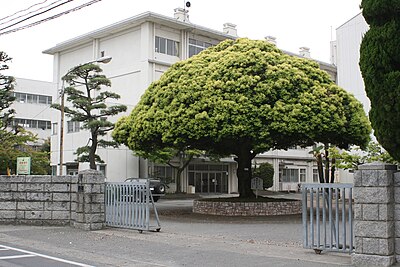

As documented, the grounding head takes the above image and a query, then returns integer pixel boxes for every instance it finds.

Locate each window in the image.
[152,165,173,179]
[15,92,26,103]
[67,164,79,175]
[52,123,58,135]
[189,38,213,57]
[281,168,307,183]
[300,169,306,182]
[13,92,52,104]
[38,95,47,104]
[67,121,80,133]
[13,118,51,129]
[155,36,179,56]
[313,169,319,182]
[51,166,57,175]
[98,165,106,176]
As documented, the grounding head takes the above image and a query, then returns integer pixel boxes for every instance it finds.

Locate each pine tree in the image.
[52,64,127,169]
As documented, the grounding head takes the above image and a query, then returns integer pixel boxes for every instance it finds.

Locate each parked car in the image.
[124,178,166,202]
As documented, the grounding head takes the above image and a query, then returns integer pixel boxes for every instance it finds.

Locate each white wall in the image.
[336,13,370,113]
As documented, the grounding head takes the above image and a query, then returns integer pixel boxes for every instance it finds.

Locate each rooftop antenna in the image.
[184,1,191,22]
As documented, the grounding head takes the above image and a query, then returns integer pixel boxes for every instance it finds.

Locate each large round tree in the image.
[360,0,400,161]
[113,38,370,198]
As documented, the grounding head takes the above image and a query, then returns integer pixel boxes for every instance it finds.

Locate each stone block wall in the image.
[0,170,105,230]
[193,199,302,216]
[352,163,398,266]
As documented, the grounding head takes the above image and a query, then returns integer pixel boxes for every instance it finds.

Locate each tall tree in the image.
[360,0,400,161]
[0,51,15,128]
[113,38,370,198]
[52,64,127,169]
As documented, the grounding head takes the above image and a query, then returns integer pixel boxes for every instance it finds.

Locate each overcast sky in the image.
[0,0,362,82]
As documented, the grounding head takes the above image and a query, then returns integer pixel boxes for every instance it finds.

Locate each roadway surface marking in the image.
[0,244,94,267]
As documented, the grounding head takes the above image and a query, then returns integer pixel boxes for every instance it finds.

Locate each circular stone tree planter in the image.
[193,198,302,216]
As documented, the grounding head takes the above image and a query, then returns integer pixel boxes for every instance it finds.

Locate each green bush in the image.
[253,162,274,189]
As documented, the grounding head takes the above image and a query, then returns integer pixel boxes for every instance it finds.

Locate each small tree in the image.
[360,0,400,161]
[252,162,274,189]
[52,64,127,169]
[113,38,371,198]
[333,141,397,170]
[0,126,50,175]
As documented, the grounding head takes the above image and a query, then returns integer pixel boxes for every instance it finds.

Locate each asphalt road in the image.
[0,198,353,267]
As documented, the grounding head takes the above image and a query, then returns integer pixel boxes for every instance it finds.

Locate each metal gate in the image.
[302,183,353,254]
[105,180,161,232]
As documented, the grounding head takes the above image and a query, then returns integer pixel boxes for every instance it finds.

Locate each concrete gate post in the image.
[73,169,105,230]
[352,163,397,266]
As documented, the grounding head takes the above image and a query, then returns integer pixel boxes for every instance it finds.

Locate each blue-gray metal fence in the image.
[105,180,161,232]
[302,183,353,254]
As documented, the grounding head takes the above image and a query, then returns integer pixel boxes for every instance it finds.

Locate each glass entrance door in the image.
[192,172,229,194]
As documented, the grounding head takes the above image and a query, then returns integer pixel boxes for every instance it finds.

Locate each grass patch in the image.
[198,197,297,203]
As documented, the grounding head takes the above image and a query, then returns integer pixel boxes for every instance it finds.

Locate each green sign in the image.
[17,157,31,175]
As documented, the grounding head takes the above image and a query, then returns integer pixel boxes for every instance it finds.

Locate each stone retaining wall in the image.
[193,199,302,216]
[0,170,105,230]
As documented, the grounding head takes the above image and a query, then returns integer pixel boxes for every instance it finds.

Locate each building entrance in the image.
[188,164,229,194]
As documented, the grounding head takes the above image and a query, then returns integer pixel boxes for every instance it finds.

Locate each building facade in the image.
[333,12,369,114]
[44,8,338,193]
[11,77,57,143]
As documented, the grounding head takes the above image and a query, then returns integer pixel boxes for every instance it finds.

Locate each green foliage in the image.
[114,38,371,197]
[331,142,398,170]
[360,0,400,161]
[0,51,49,175]
[0,51,15,128]
[252,162,274,189]
[0,126,50,175]
[52,64,127,169]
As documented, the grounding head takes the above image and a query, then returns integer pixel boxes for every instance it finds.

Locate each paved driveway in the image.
[0,197,352,267]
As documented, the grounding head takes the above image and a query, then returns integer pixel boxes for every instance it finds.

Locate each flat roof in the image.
[43,10,335,69]
[43,11,233,54]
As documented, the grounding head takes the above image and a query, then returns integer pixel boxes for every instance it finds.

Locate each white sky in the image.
[0,0,362,82]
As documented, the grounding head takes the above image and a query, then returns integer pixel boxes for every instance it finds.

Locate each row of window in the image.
[13,92,52,105]
[280,168,320,183]
[52,119,110,135]
[155,36,213,58]
[13,118,51,130]
[52,121,81,135]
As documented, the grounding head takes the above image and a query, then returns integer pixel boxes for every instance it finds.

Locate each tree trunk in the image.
[324,145,330,183]
[89,130,97,170]
[235,149,256,198]
[316,153,324,183]
[330,158,336,183]
[175,168,183,193]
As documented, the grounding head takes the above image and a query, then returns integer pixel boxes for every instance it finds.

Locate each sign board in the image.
[251,177,263,190]
[17,157,31,175]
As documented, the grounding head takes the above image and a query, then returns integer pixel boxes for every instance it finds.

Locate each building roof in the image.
[336,12,363,30]
[43,11,233,55]
[43,10,335,71]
